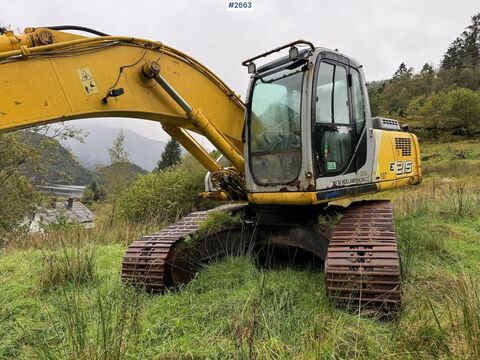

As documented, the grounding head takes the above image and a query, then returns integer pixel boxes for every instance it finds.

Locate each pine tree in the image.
[442,38,465,70]
[462,13,480,67]
[420,63,434,76]
[154,138,182,172]
[392,63,413,80]
[108,130,129,164]
[441,13,480,70]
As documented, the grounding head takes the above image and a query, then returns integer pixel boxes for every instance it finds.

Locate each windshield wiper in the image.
[260,71,301,84]
[257,58,308,83]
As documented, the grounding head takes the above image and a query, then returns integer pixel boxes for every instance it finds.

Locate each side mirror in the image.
[289,46,299,60]
[247,62,256,74]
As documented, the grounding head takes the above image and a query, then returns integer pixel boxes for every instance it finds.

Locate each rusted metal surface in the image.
[325,200,401,313]
[121,203,246,292]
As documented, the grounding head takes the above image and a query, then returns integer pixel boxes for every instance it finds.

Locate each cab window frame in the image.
[312,57,355,178]
[247,63,306,186]
[350,67,366,136]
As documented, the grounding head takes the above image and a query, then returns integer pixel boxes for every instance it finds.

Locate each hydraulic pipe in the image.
[162,125,222,173]
[143,61,245,173]
[153,73,192,113]
[185,108,244,172]
[0,30,33,53]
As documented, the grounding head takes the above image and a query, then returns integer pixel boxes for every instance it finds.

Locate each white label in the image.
[77,68,98,95]
[327,161,337,171]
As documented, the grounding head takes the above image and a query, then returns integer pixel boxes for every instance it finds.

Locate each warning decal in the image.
[76,68,98,95]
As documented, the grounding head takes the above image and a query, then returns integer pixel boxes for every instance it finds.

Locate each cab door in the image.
[349,67,368,181]
[312,57,367,189]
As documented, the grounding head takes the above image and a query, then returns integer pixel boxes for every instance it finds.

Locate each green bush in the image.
[116,156,209,223]
[197,211,242,236]
[0,174,39,236]
[0,133,40,236]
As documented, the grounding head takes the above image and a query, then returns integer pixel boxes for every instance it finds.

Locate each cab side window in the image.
[315,63,350,125]
[316,62,334,123]
[351,69,365,134]
[333,66,350,124]
[314,61,352,174]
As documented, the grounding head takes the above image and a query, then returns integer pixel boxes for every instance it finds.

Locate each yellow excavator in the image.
[0,26,422,313]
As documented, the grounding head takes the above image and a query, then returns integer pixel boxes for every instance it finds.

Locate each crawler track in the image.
[121,203,246,292]
[325,200,401,313]
[123,199,402,314]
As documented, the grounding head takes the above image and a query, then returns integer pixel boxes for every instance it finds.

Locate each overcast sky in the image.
[1,0,478,143]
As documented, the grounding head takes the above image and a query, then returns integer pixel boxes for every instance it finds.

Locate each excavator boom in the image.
[0,27,245,175]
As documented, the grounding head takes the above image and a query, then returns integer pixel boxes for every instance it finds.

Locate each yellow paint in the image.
[0,29,245,169]
[248,186,377,205]
[412,134,423,183]
[375,130,395,182]
[199,191,230,200]
[378,177,415,191]
[0,28,85,53]
[374,130,422,190]
[248,192,320,205]
[186,108,245,172]
[162,125,221,173]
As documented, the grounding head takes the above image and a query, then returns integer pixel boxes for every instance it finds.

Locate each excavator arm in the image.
[0,27,245,181]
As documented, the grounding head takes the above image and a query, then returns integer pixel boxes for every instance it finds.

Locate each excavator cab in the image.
[243,41,421,206]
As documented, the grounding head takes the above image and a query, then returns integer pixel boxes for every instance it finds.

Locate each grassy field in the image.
[1,141,479,359]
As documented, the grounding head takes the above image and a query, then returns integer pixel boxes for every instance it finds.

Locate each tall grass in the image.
[448,182,478,218]
[396,218,417,280]
[447,273,480,359]
[2,142,480,359]
[16,282,143,360]
[423,160,480,177]
[391,272,480,359]
[2,211,161,252]
[39,230,97,290]
[390,177,479,220]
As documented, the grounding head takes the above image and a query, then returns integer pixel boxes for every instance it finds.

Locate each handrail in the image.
[241,39,314,67]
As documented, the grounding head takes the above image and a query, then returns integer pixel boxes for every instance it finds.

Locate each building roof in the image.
[37,198,94,225]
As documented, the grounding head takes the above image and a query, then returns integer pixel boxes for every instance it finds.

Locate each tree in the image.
[0,125,86,235]
[97,162,147,220]
[444,88,480,136]
[392,63,413,80]
[420,63,435,76]
[154,138,182,172]
[442,38,465,70]
[441,13,480,70]
[0,133,40,235]
[459,13,480,68]
[416,92,449,140]
[108,130,129,164]
[409,88,480,138]
[82,179,106,202]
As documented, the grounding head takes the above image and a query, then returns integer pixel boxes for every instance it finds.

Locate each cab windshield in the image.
[249,67,303,185]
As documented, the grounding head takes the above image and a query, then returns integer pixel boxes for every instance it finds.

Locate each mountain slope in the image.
[21,132,93,185]
[61,126,166,171]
